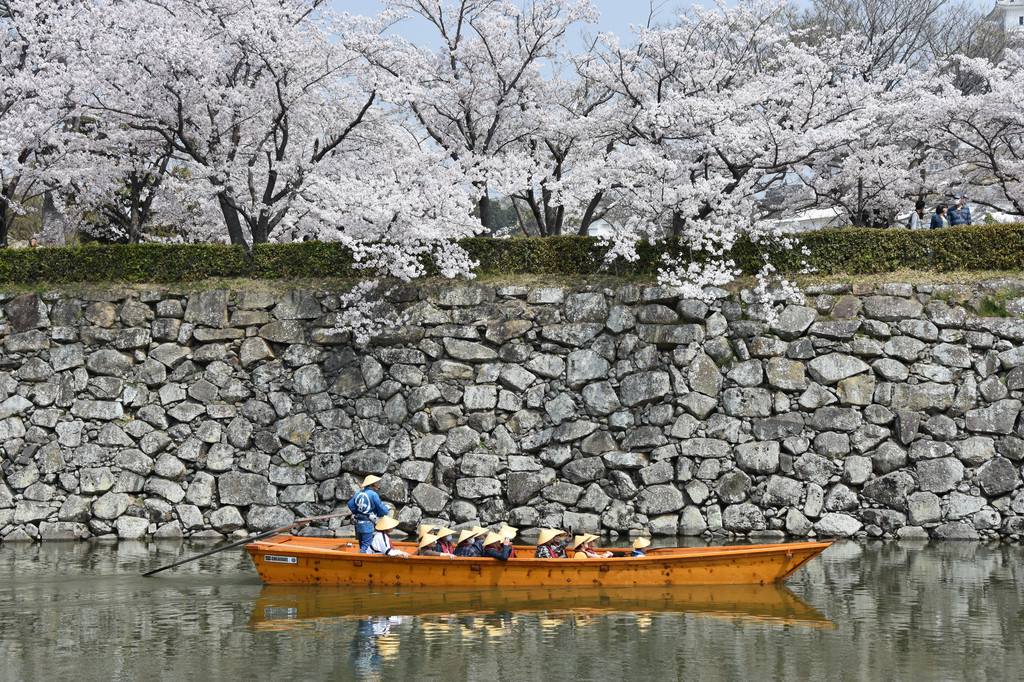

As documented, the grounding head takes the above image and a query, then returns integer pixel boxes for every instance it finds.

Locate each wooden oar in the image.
[142,509,351,577]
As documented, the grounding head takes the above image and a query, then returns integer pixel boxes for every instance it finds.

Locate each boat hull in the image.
[245,536,832,587]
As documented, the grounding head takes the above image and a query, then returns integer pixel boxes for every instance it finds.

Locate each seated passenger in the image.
[454,529,484,557]
[499,525,518,558]
[416,532,447,557]
[533,528,567,558]
[433,527,457,555]
[573,534,612,559]
[369,516,409,557]
[482,532,513,561]
[631,537,651,557]
[471,525,489,554]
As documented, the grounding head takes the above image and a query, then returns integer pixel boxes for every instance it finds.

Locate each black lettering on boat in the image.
[264,555,298,564]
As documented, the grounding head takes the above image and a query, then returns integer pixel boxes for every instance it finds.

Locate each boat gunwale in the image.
[245,538,833,565]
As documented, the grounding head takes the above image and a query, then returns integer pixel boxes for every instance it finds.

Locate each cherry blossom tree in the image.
[579,0,879,295]
[357,0,597,234]
[0,0,86,246]
[81,0,416,250]
[930,48,1024,217]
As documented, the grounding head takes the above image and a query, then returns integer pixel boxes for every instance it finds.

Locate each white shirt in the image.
[370,531,404,556]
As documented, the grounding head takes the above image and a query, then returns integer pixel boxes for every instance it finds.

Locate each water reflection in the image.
[3,540,1024,681]
[248,584,831,631]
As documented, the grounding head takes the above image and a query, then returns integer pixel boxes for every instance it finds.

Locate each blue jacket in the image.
[454,543,481,558]
[948,204,971,226]
[484,544,512,561]
[348,487,389,520]
[929,214,947,230]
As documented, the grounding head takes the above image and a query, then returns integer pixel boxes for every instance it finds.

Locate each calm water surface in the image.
[1,540,1023,681]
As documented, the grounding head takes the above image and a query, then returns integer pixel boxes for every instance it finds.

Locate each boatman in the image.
[348,474,390,553]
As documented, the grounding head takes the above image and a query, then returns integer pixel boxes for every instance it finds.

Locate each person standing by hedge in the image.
[948,195,972,226]
[907,200,926,229]
[930,205,949,230]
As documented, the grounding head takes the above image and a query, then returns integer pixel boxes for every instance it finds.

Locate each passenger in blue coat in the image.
[948,195,972,226]
[453,528,483,557]
[930,205,948,230]
[482,532,513,561]
[631,536,651,557]
[348,475,390,553]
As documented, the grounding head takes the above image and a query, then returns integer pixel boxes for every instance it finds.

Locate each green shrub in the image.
[0,223,1021,285]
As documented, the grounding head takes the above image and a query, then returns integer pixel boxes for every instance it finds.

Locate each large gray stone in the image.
[562,457,607,484]
[916,458,964,494]
[619,371,671,407]
[582,381,620,416]
[688,353,722,397]
[735,441,779,475]
[637,485,684,515]
[814,513,863,537]
[890,383,957,413]
[771,305,817,340]
[506,469,555,505]
[807,354,870,385]
[722,388,772,418]
[115,516,150,539]
[455,477,501,500]
[564,293,608,323]
[722,503,766,532]
[218,472,276,506]
[863,295,923,321]
[765,357,807,391]
[862,471,916,511]
[907,491,941,524]
[412,483,450,514]
[184,290,229,327]
[965,400,1022,435]
[977,457,1020,496]
[762,476,804,507]
[246,506,295,532]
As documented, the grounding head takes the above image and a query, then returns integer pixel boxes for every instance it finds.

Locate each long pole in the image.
[141,510,351,577]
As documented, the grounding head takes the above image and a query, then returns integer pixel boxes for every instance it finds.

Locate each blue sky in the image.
[330,1,700,43]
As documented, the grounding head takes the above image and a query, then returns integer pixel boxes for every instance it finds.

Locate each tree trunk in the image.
[672,211,685,236]
[0,198,9,249]
[40,190,67,246]
[217,193,250,249]
[577,190,605,236]
[477,190,493,236]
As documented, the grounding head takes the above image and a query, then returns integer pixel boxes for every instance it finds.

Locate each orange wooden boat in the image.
[248,583,832,629]
[245,536,832,587]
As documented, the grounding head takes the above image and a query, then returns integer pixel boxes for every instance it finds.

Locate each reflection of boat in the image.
[247,584,832,629]
[244,536,832,587]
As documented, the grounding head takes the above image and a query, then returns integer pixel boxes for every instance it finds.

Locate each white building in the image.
[989,0,1024,31]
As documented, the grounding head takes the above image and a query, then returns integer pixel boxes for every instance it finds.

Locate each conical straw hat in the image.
[499,525,518,539]
[572,535,589,549]
[418,524,435,539]
[457,528,479,544]
[434,526,456,540]
[537,528,565,545]
[361,474,382,487]
[483,532,503,546]
[419,533,438,548]
[375,516,399,531]
[633,536,651,550]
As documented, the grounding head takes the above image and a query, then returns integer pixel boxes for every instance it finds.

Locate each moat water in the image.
[2,540,1022,681]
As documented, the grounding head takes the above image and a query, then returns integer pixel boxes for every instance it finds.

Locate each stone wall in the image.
[2,280,1024,543]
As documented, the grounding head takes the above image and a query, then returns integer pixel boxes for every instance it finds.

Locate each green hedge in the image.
[1,224,1022,285]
